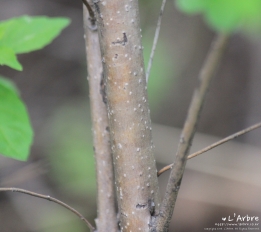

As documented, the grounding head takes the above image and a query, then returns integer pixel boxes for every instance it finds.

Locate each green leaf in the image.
[0,76,19,94]
[0,15,70,53]
[0,46,22,70]
[0,77,33,161]
[176,0,261,33]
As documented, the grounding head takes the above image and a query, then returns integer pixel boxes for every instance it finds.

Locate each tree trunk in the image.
[93,0,161,231]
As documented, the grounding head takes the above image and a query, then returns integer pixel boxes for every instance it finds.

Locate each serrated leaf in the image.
[176,0,261,33]
[0,15,70,53]
[0,46,22,70]
[0,77,33,161]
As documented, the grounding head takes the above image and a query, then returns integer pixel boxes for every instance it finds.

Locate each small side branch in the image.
[146,0,167,82]
[157,122,261,176]
[0,187,95,231]
[82,0,96,29]
[188,122,261,159]
[153,33,229,232]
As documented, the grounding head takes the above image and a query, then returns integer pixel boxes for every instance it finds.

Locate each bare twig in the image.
[153,33,229,232]
[0,187,95,231]
[188,122,261,159]
[146,0,167,82]
[82,0,96,28]
[157,163,173,177]
[157,122,261,176]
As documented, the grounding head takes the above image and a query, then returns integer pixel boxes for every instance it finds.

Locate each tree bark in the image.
[83,6,117,232]
[93,0,161,231]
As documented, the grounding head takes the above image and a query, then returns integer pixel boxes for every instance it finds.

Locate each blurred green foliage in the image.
[143,31,174,112]
[46,101,96,198]
[41,209,86,232]
[176,0,261,33]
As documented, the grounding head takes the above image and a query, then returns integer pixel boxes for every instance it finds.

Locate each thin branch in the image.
[82,0,96,29]
[157,122,261,177]
[157,163,173,177]
[0,187,95,231]
[153,33,229,232]
[146,0,167,82]
[188,122,261,159]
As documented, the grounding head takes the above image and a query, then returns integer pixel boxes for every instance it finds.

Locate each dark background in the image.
[0,0,261,231]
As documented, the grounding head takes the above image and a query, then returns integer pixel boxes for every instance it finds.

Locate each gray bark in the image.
[92,0,161,231]
[83,6,118,232]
